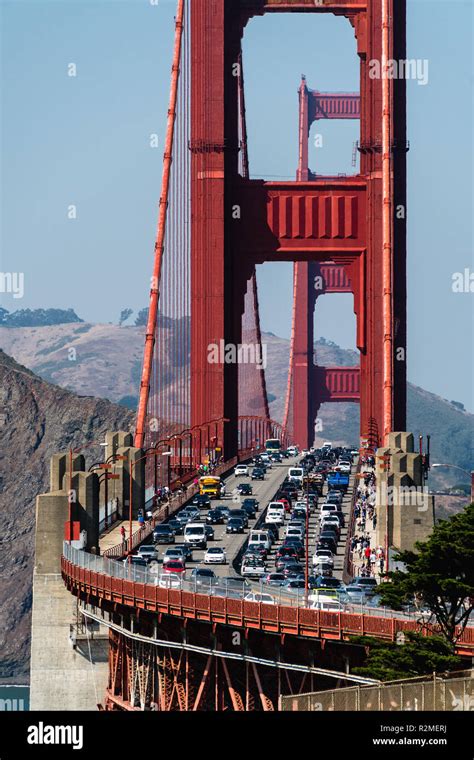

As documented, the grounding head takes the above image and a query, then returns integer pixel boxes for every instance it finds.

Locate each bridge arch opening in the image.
[241,12,360,180]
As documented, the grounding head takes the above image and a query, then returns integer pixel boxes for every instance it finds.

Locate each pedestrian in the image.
[373,513,377,529]
[120,525,126,542]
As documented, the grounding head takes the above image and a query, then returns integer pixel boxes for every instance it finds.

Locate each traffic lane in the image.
[156,458,296,576]
[188,460,295,576]
[257,465,356,581]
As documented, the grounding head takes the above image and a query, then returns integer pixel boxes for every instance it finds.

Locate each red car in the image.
[164,561,186,574]
[276,498,291,513]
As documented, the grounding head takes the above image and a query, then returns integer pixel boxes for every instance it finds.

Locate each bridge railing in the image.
[63,543,473,630]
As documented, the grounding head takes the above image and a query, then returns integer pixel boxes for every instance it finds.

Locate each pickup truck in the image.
[327,472,350,493]
[241,558,266,578]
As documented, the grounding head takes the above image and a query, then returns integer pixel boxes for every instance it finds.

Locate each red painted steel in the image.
[62,557,474,655]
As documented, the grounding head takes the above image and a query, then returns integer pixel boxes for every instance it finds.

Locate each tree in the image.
[351,633,461,682]
[118,308,133,326]
[378,503,474,647]
[135,308,149,326]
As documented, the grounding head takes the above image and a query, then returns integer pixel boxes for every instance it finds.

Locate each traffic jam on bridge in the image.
[119,439,420,619]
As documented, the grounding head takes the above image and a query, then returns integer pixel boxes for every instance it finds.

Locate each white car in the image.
[163,548,186,565]
[234,465,249,477]
[286,526,305,540]
[337,463,351,473]
[204,547,226,564]
[244,592,276,605]
[313,550,334,567]
[157,573,183,589]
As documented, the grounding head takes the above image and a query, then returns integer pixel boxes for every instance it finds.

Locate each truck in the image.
[327,472,350,493]
[199,476,225,499]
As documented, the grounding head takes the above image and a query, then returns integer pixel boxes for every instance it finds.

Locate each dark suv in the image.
[153,524,175,544]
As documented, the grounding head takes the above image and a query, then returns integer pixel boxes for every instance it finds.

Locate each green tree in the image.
[351,633,461,681]
[378,503,474,647]
[118,308,133,326]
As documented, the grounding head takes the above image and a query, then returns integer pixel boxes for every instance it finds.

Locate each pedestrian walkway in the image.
[99,520,141,554]
[348,465,386,581]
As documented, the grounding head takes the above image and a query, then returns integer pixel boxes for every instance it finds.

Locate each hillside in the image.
[0,350,135,681]
[0,320,472,484]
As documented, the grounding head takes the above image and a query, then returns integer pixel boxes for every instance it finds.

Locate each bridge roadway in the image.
[142,455,355,588]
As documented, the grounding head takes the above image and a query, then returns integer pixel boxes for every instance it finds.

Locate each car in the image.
[282,562,304,578]
[264,573,286,587]
[206,508,225,525]
[284,579,306,590]
[137,545,160,561]
[314,576,345,591]
[320,518,341,537]
[275,554,298,571]
[352,577,378,589]
[167,518,184,535]
[313,549,334,567]
[241,502,257,519]
[244,592,275,605]
[238,482,253,495]
[261,522,279,541]
[318,534,338,554]
[275,497,291,512]
[204,547,227,564]
[163,560,186,574]
[270,453,282,463]
[189,568,216,587]
[123,556,149,568]
[216,505,231,521]
[286,526,305,540]
[226,517,245,534]
[228,509,249,527]
[235,465,249,477]
[182,506,200,520]
[345,585,369,604]
[282,545,304,561]
[153,525,176,544]
[204,524,215,541]
[276,546,297,560]
[192,494,211,509]
[337,463,351,473]
[176,512,192,527]
[241,560,266,578]
[251,467,265,480]
[326,491,344,505]
[163,547,186,565]
[242,497,259,512]
[157,573,183,589]
[244,544,268,559]
[309,595,345,613]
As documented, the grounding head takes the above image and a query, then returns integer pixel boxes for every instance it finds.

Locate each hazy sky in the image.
[1,0,473,410]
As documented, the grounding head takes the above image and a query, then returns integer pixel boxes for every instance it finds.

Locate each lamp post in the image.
[127,445,172,560]
[89,453,127,530]
[431,464,474,503]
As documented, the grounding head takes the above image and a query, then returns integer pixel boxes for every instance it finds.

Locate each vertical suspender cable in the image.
[282,264,298,439]
[136,0,185,449]
[382,0,394,442]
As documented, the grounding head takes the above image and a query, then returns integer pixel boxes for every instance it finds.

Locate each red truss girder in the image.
[309,91,360,121]
[236,179,367,256]
[314,366,360,402]
[316,263,351,293]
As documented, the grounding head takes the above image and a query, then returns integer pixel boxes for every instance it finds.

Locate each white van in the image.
[308,594,344,612]
[288,467,304,486]
[249,530,272,550]
[184,523,207,549]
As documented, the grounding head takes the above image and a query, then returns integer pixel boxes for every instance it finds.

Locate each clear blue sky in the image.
[1,0,473,411]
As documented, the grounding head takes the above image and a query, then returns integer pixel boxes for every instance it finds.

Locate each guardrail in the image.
[62,544,473,641]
